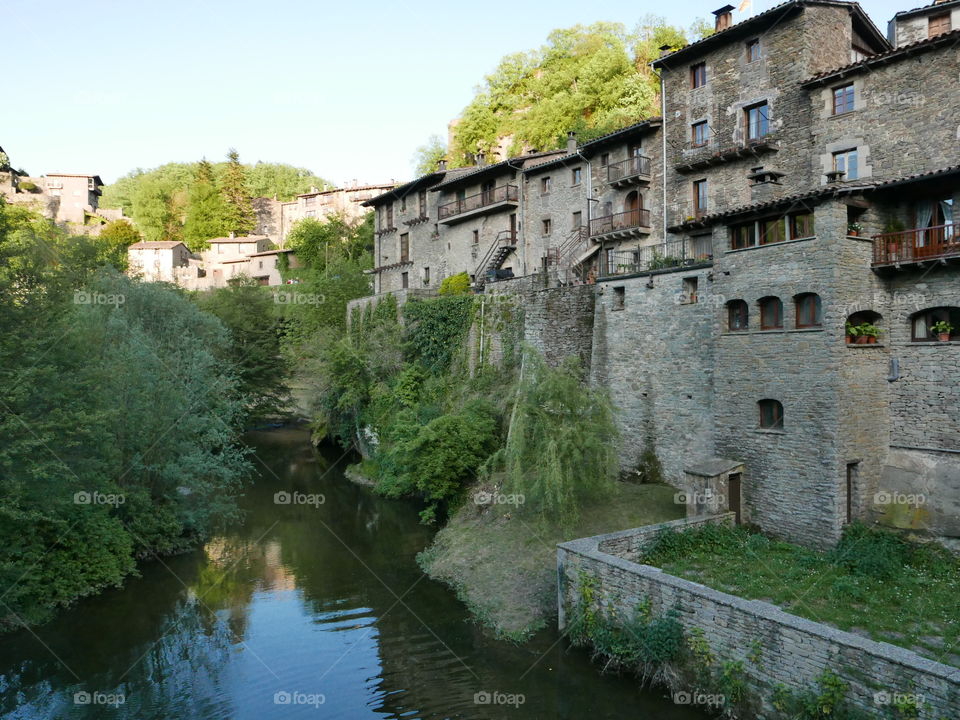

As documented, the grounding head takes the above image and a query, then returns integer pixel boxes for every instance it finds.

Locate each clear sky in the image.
[4,0,908,186]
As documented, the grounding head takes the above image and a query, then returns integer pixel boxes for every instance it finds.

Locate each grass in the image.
[417,480,683,641]
[640,523,960,668]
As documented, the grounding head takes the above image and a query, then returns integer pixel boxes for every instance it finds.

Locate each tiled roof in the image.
[247,248,295,257]
[578,118,663,154]
[431,150,566,191]
[129,241,187,249]
[652,0,888,69]
[894,0,960,19]
[298,183,393,198]
[207,235,269,243]
[802,27,960,86]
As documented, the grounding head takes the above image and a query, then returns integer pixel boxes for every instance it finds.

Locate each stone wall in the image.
[557,521,960,719]
[521,156,590,276]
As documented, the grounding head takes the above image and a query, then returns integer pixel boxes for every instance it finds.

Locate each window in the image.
[541,177,552,194]
[472,229,479,244]
[692,121,709,147]
[613,286,625,311]
[746,39,760,62]
[542,218,552,235]
[795,293,823,328]
[401,272,409,289]
[571,167,582,185]
[693,179,708,217]
[386,204,394,228]
[745,102,770,140]
[480,180,495,204]
[833,84,855,115]
[833,149,858,180]
[399,233,409,262]
[423,266,430,285]
[419,190,427,217]
[731,222,756,249]
[790,212,815,239]
[600,153,610,167]
[759,297,783,330]
[691,62,707,88]
[758,400,784,429]
[682,277,698,304]
[759,217,786,245]
[87,177,96,191]
[728,300,749,331]
[306,210,316,217]
[400,195,407,212]
[911,307,960,341]
[572,211,583,228]
[929,12,951,37]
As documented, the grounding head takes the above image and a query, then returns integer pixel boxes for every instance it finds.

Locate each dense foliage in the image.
[0,199,252,630]
[446,18,706,164]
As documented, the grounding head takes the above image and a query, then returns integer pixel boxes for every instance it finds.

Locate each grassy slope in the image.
[418,482,683,641]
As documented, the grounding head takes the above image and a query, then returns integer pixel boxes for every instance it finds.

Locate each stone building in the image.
[274,182,395,244]
[355,0,960,549]
[127,241,192,283]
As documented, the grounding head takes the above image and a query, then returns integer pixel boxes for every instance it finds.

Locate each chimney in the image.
[713,5,735,32]
[566,131,578,154]
[229,231,235,239]
[747,166,785,203]
[476,151,486,168]
[659,44,673,58]
[437,158,448,171]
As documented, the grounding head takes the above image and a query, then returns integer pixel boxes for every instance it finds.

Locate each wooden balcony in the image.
[438,185,518,224]
[589,208,652,240]
[606,155,651,187]
[872,224,960,270]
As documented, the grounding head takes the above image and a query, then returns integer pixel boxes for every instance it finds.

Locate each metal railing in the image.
[872,224,959,266]
[589,208,652,237]
[438,185,518,220]
[607,155,651,183]
[474,230,518,285]
[599,237,713,277]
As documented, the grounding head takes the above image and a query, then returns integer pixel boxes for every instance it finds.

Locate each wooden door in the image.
[728,473,742,525]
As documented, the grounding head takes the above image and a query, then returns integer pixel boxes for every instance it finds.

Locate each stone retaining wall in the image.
[557,519,960,719]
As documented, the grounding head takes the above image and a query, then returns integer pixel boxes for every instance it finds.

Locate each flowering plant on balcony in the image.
[847,222,863,236]
[931,320,954,341]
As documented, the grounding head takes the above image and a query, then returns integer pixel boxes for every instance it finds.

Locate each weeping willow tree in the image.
[502,353,619,526]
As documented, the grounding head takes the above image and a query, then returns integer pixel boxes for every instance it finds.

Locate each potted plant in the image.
[845,321,857,344]
[931,320,953,342]
[847,222,863,237]
[858,323,882,344]
[883,218,906,260]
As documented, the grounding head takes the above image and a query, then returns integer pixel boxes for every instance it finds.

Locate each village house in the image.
[127,241,192,283]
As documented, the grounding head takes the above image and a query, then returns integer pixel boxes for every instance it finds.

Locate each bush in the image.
[17,181,37,192]
[439,271,471,296]
[403,295,475,373]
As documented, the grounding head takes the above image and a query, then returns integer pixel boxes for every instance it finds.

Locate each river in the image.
[0,428,707,719]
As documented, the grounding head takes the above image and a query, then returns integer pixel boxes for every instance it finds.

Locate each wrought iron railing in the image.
[607,155,651,183]
[589,208,652,237]
[599,237,713,277]
[872,224,959,266]
[438,185,518,220]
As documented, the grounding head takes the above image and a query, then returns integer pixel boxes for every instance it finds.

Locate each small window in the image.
[759,217,786,245]
[399,233,409,262]
[423,266,430,285]
[683,277,698,304]
[746,39,760,62]
[386,205,394,227]
[572,211,583,228]
[419,190,427,217]
[600,153,610,167]
[758,399,784,429]
[472,229,479,244]
[911,307,960,342]
[692,121,709,147]
[731,222,756,249]
[745,102,770,140]
[691,62,707,88]
[693,179,708,217]
[790,212,815,239]
[401,272,409,289]
[541,177,552,194]
[759,296,783,330]
[571,167,582,185]
[929,12,951,37]
[728,300,749,331]
[613,286,625,311]
[833,149,859,180]
[795,293,823,328]
[542,218,552,235]
[833,83,855,115]
[400,195,407,212]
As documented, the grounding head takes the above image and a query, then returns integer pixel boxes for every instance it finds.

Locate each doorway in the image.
[727,473,742,525]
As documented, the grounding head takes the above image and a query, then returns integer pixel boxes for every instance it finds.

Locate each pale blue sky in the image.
[4,0,907,186]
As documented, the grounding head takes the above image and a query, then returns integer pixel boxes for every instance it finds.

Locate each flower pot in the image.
[867,336,877,344]
[845,335,852,344]
[849,230,859,237]
[855,336,869,345]
[939,332,951,342]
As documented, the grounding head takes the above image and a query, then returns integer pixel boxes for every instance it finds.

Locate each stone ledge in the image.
[724,235,817,255]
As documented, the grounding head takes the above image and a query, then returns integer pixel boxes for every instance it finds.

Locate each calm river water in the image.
[0,428,707,719]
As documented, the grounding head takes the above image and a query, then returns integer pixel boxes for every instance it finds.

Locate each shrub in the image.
[403,295,475,373]
[439,271,471,296]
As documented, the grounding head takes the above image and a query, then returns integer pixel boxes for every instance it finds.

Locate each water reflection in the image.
[0,428,706,720]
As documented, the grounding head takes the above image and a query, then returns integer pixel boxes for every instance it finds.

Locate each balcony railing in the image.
[599,237,713,277]
[607,155,651,184]
[589,208,652,237]
[872,224,960,267]
[438,185,518,221]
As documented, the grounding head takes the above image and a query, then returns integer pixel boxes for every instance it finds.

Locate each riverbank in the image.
[417,479,683,641]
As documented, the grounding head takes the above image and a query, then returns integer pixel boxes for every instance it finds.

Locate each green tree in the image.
[412,135,448,176]
[220,149,255,236]
[97,218,141,270]
[286,213,373,271]
[183,159,228,250]
[245,162,331,199]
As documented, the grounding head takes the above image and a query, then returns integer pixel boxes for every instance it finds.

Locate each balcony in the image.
[589,208,652,240]
[606,155,651,187]
[438,185,518,224]
[872,224,960,270]
[675,135,779,173]
[599,237,713,278]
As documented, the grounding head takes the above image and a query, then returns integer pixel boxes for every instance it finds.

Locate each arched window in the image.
[727,300,749,331]
[911,307,960,342]
[758,296,783,330]
[758,399,784,429]
[795,293,823,328]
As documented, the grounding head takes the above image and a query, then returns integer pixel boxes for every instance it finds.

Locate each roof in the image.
[894,0,960,19]
[46,173,103,182]
[652,1,889,69]
[247,248,295,257]
[431,150,568,191]
[361,172,444,207]
[802,27,960,86]
[128,241,187,250]
[578,118,663,155]
[207,235,269,243]
[219,257,252,264]
[298,183,394,198]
